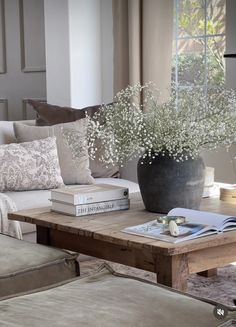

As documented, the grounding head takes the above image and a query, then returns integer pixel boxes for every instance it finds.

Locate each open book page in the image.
[168,208,235,231]
[122,208,236,243]
[122,219,217,243]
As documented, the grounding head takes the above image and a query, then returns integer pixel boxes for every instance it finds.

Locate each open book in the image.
[122,208,236,243]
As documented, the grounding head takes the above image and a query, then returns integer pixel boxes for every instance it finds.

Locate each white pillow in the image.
[13,120,94,185]
[0,137,64,192]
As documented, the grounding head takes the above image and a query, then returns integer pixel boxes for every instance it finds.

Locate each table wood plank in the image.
[8,193,236,291]
[8,195,236,256]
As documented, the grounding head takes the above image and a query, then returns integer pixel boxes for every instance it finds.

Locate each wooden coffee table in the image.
[9,193,236,291]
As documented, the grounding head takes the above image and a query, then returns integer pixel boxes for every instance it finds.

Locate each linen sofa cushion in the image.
[0,264,235,327]
[0,120,35,145]
[0,121,15,145]
[28,99,100,126]
[28,100,119,178]
[0,137,64,192]
[6,189,51,235]
[0,233,79,298]
[14,120,94,185]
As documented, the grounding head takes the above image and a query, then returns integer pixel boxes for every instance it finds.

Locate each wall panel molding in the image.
[22,98,46,120]
[0,0,6,74]
[19,0,46,73]
[0,98,8,120]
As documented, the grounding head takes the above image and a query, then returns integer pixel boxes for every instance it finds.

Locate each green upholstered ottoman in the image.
[0,264,235,327]
[0,233,79,297]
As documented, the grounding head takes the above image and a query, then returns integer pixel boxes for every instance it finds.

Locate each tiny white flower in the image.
[64,83,236,166]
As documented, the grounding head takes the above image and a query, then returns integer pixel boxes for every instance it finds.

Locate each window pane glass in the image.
[177,38,205,86]
[173,0,226,90]
[178,0,205,37]
[172,40,177,83]
[207,36,225,86]
[206,0,225,35]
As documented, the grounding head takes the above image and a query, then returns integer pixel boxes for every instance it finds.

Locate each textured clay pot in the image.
[137,154,205,214]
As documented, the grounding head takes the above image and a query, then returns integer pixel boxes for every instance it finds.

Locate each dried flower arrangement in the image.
[85,83,236,166]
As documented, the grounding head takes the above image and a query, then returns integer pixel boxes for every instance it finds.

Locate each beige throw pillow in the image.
[14,120,94,185]
[27,100,119,178]
[0,137,64,192]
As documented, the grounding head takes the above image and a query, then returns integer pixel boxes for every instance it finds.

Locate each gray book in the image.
[51,198,130,216]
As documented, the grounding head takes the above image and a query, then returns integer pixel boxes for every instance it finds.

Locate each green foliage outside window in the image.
[173,0,225,87]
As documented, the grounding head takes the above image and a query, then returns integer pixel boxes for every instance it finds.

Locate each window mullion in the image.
[175,0,179,88]
[204,0,208,96]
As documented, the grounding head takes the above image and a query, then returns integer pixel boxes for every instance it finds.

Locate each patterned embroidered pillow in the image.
[0,137,64,192]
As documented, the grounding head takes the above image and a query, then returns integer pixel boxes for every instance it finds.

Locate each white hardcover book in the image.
[51,198,130,216]
[51,184,129,205]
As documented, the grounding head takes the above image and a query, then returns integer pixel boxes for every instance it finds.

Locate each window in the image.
[172,0,226,91]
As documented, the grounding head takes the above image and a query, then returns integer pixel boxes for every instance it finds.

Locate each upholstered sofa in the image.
[0,233,80,298]
[0,120,140,242]
[1,120,236,326]
[1,263,235,327]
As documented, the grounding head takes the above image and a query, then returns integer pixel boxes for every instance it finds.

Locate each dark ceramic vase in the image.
[137,153,205,214]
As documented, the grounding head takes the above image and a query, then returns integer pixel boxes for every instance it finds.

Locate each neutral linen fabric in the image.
[0,121,15,145]
[0,193,22,239]
[113,0,173,103]
[0,233,79,298]
[14,120,94,185]
[0,137,64,192]
[0,120,35,146]
[25,104,119,178]
[28,99,100,126]
[6,189,51,235]
[0,264,235,327]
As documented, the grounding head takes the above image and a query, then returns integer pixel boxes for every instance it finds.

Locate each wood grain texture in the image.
[9,195,236,255]
[155,253,189,291]
[197,269,217,277]
[48,229,156,273]
[9,193,236,290]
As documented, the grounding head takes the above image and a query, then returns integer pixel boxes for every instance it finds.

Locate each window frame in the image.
[173,0,226,91]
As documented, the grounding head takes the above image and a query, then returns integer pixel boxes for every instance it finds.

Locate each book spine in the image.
[75,199,129,216]
[52,199,130,216]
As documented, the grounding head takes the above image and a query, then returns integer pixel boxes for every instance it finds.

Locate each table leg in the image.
[36,226,51,245]
[155,254,189,291]
[197,268,217,277]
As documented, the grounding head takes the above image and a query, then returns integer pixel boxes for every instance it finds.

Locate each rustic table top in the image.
[8,192,236,256]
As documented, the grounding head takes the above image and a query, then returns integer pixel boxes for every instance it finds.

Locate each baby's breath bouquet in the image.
[87,83,236,167]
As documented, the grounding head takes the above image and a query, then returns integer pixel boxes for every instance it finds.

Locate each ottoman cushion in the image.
[0,234,79,297]
[0,263,235,327]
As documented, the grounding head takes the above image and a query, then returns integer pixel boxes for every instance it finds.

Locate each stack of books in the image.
[50,184,130,216]
[220,185,236,204]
